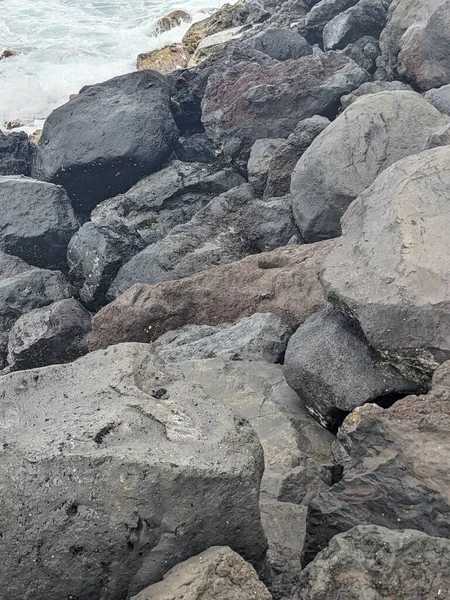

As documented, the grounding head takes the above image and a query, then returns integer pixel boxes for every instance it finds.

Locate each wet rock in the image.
[322,0,387,51]
[88,242,334,350]
[154,313,292,363]
[130,546,272,600]
[248,138,285,195]
[0,176,79,270]
[0,131,30,175]
[7,298,91,370]
[339,80,412,109]
[423,122,450,149]
[341,35,380,73]
[137,44,190,74]
[302,0,359,45]
[0,49,17,60]
[0,343,267,599]
[31,71,179,213]
[290,91,449,241]
[241,27,313,60]
[424,83,450,115]
[155,10,192,33]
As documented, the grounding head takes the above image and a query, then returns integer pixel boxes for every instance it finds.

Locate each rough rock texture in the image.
[130,546,272,600]
[322,0,387,50]
[189,26,249,67]
[423,122,450,149]
[241,27,313,60]
[174,134,217,164]
[0,176,79,270]
[284,307,422,428]
[91,161,244,245]
[341,35,380,73]
[0,343,267,600]
[321,146,450,378]
[137,44,190,74]
[155,10,192,33]
[88,242,334,350]
[0,131,30,175]
[340,80,412,109]
[424,83,450,115]
[299,525,450,599]
[302,0,359,45]
[302,360,450,564]
[290,91,449,241]
[248,139,285,195]
[264,115,329,199]
[31,71,179,213]
[201,52,367,160]
[0,250,32,279]
[154,313,292,363]
[397,0,450,91]
[7,298,91,370]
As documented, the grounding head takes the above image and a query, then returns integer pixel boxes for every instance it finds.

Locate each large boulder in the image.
[424,83,450,115]
[339,80,412,109]
[137,44,190,74]
[302,0,359,45]
[320,146,450,379]
[290,91,449,242]
[31,71,179,213]
[301,360,450,564]
[299,525,450,599]
[248,139,285,195]
[241,27,313,60]
[88,242,334,350]
[0,343,267,599]
[341,35,380,74]
[397,0,450,91]
[0,131,30,175]
[130,546,272,600]
[0,176,79,270]
[322,0,387,51]
[201,52,367,161]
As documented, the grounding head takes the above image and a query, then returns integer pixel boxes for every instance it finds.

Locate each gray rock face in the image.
[290,91,449,242]
[241,27,313,60]
[67,221,145,309]
[340,80,412,109]
[7,298,91,371]
[424,83,450,115]
[321,146,450,378]
[301,360,450,564]
[299,525,450,599]
[130,546,272,600]
[154,313,292,363]
[0,250,33,279]
[0,131,30,176]
[174,134,217,164]
[322,0,387,51]
[284,307,422,429]
[397,0,450,91]
[31,71,179,213]
[302,0,359,45]
[341,35,380,73]
[0,176,79,270]
[0,343,267,600]
[248,139,285,195]
[423,122,450,149]
[91,161,245,245]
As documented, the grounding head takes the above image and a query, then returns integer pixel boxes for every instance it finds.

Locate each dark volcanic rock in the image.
[341,35,380,73]
[322,0,387,51]
[7,298,91,370]
[0,176,79,270]
[0,343,267,600]
[174,134,217,163]
[31,71,179,213]
[241,27,313,60]
[0,250,33,279]
[299,525,450,599]
[284,307,422,428]
[248,139,285,195]
[301,360,450,565]
[0,131,30,175]
[302,0,359,45]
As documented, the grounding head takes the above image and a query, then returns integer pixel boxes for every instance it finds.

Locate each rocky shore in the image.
[1,0,450,598]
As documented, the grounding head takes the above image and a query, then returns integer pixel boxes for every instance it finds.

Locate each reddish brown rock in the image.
[88,242,334,350]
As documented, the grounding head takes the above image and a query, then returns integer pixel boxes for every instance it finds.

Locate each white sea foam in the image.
[0,0,231,131]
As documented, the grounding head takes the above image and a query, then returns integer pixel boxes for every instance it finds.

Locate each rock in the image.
[284,307,422,429]
[321,146,450,379]
[397,0,450,91]
[31,71,179,213]
[322,0,387,50]
[137,44,190,73]
[248,138,285,194]
[0,267,72,364]
[154,313,292,363]
[130,546,272,600]
[155,10,192,33]
[7,298,91,370]
[0,251,32,279]
[29,129,42,145]
[301,360,450,564]
[0,131,30,175]
[241,27,313,60]
[299,525,450,599]
[266,0,309,28]
[67,221,145,310]
[109,187,299,297]
[0,343,267,599]
[339,80,412,109]
[201,52,367,161]
[189,26,250,67]
[174,133,217,164]
[91,161,244,245]
[0,49,17,60]
[264,115,329,199]
[341,35,380,73]
[423,122,450,149]
[0,176,79,270]
[5,120,24,130]
[302,0,359,45]
[290,91,449,242]
[424,83,450,115]
[88,241,334,350]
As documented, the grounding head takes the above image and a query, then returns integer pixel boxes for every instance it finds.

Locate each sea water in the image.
[0,0,229,130]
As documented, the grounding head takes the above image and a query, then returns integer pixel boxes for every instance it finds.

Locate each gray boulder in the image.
[423,122,450,149]
[0,343,267,600]
[424,83,450,115]
[174,134,217,163]
[302,0,359,45]
[321,146,450,379]
[0,176,79,270]
[299,525,450,599]
[0,250,33,279]
[290,91,449,241]
[0,131,30,176]
[7,298,91,371]
[154,313,292,363]
[91,161,245,245]
[248,138,285,195]
[341,35,380,73]
[31,71,179,213]
[322,0,387,51]
[241,27,313,60]
[340,80,412,109]
[284,307,422,429]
